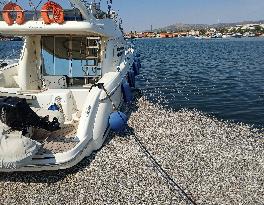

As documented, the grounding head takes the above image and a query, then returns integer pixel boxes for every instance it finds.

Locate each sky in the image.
[112,0,264,32]
[6,0,264,32]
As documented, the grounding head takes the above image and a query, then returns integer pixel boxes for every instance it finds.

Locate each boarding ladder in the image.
[82,37,102,85]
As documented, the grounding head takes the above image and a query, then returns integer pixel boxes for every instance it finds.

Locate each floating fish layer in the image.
[0,97,263,205]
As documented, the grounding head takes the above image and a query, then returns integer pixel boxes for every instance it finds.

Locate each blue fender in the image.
[109,111,128,132]
[127,70,135,88]
[121,82,133,103]
[137,61,142,68]
[132,62,140,76]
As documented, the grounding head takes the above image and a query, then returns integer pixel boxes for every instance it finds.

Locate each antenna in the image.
[107,1,111,14]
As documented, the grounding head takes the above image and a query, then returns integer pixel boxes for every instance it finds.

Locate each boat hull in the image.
[0,48,135,172]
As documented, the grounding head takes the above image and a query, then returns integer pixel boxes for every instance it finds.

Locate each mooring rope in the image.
[96,83,198,205]
[132,133,198,205]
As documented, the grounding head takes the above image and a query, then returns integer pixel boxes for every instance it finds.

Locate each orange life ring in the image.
[2,2,25,26]
[41,1,64,24]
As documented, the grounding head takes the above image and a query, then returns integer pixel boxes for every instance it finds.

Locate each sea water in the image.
[0,38,263,128]
[134,37,264,128]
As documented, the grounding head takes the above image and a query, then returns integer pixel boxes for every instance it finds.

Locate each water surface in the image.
[0,38,263,128]
[134,38,264,128]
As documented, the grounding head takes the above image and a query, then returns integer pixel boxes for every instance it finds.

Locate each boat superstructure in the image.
[0,0,140,171]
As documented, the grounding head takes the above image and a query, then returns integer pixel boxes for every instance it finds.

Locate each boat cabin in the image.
[41,35,103,88]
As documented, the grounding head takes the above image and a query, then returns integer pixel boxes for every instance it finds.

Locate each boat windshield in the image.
[41,36,101,78]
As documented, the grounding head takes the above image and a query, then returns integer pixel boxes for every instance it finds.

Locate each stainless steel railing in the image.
[0,9,84,22]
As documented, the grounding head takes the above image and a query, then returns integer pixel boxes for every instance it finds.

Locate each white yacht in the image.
[0,0,140,171]
[211,33,223,39]
[232,33,243,38]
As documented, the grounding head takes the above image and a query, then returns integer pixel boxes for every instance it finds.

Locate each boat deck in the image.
[0,88,82,155]
[33,123,79,155]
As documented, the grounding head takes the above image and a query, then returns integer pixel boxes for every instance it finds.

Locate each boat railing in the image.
[0,8,84,22]
[0,9,114,22]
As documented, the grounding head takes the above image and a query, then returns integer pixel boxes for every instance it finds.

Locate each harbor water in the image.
[0,38,263,128]
[0,39,263,204]
[134,37,264,128]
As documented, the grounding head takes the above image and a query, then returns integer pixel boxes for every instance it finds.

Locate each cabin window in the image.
[41,36,101,79]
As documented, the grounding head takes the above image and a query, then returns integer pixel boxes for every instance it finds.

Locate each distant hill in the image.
[153,20,264,32]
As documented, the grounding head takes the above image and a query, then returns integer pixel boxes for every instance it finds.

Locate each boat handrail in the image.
[0,1,116,22]
[0,8,85,22]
